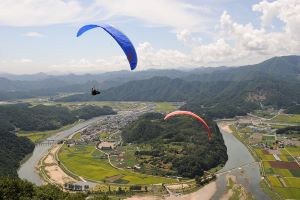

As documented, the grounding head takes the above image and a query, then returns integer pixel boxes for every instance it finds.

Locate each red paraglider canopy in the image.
[164,111,212,141]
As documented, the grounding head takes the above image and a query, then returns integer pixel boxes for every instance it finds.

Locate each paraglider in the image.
[76,24,138,70]
[164,111,212,141]
[91,87,100,96]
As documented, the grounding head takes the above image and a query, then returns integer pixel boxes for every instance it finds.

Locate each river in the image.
[211,128,270,200]
[18,120,270,199]
[17,116,110,186]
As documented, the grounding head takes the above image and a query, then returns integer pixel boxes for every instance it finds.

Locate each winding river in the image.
[211,128,270,200]
[17,116,109,185]
[18,119,270,199]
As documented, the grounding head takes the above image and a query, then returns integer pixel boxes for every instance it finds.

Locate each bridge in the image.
[216,161,259,176]
[36,139,62,146]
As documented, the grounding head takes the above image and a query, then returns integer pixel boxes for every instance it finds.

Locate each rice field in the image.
[255,147,300,199]
[270,114,300,124]
[267,176,282,187]
[58,144,177,185]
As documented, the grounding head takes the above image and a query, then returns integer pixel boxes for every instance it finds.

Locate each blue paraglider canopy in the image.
[77,24,137,70]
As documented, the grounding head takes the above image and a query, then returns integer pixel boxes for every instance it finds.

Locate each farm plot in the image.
[257,147,300,199]
[269,161,300,169]
[58,144,176,185]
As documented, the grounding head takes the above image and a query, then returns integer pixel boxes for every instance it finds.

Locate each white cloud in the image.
[176,29,201,47]
[0,0,210,31]
[135,0,300,68]
[89,0,300,69]
[136,42,190,68]
[94,0,210,31]
[17,58,33,63]
[126,0,300,69]
[24,32,45,37]
[253,0,300,41]
[0,0,91,26]
[0,58,32,66]
[51,57,130,73]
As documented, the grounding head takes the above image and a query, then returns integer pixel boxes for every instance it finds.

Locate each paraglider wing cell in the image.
[164,111,212,141]
[77,24,137,70]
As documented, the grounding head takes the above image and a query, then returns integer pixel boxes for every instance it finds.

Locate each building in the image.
[98,141,116,150]
[64,181,89,191]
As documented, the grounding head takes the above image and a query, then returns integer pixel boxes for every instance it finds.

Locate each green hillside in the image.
[121,113,228,178]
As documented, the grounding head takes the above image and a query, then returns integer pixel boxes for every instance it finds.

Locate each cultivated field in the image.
[255,147,300,199]
[17,121,80,143]
[220,111,300,199]
[58,144,177,185]
[154,102,178,113]
[270,114,300,124]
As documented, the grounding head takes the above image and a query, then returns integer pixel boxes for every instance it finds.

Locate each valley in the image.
[218,108,300,200]
[17,99,300,200]
[1,55,300,200]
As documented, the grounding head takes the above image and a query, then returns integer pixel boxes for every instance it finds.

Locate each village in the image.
[232,109,300,151]
[66,103,156,147]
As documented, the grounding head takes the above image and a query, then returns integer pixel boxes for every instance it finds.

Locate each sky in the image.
[0,0,299,74]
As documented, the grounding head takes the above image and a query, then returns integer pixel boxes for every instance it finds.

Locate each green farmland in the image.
[17,121,79,143]
[58,145,176,185]
[254,147,300,199]
[270,114,300,124]
[154,102,177,113]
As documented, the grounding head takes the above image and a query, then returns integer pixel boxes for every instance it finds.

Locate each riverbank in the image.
[218,121,234,133]
[125,182,217,200]
[39,144,76,186]
[18,115,109,185]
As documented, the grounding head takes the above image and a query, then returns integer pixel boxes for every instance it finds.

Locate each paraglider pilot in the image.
[91,87,100,96]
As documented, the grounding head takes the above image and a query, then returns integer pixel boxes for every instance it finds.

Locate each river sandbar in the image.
[43,145,76,185]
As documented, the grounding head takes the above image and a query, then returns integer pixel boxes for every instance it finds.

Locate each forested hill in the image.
[121,113,228,178]
[57,56,300,118]
[0,177,88,200]
[0,104,116,131]
[57,77,201,102]
[0,125,34,177]
[0,104,116,177]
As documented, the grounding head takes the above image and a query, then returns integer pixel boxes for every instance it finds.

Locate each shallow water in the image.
[211,129,270,200]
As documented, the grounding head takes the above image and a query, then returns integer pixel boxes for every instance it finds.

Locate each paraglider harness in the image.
[91,87,101,96]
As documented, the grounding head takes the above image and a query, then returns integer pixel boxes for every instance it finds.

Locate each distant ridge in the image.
[57,55,300,118]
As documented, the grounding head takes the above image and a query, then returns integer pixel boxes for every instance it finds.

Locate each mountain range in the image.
[55,55,300,118]
[1,55,300,118]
